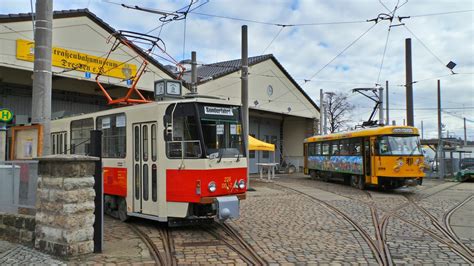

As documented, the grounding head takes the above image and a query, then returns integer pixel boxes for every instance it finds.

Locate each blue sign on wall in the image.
[85,72,91,79]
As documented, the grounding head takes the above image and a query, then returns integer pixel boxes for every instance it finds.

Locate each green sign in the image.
[0,109,13,123]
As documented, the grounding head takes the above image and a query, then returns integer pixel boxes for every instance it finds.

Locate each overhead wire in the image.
[409,9,474,18]
[262,26,285,54]
[402,24,449,72]
[376,0,403,85]
[302,22,379,85]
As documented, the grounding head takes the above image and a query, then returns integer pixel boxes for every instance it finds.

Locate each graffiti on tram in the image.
[308,156,363,175]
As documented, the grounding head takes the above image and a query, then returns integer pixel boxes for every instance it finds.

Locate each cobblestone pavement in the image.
[0,240,63,264]
[1,175,472,265]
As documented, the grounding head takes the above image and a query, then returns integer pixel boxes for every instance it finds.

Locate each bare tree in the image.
[325,92,354,133]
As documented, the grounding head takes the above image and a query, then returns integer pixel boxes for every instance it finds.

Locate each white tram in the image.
[50,97,247,225]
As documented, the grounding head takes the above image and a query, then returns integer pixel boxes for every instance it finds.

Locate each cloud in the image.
[1,0,473,139]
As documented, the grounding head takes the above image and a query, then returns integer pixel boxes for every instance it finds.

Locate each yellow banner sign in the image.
[16,39,137,80]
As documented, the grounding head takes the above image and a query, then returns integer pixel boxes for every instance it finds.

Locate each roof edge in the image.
[0,9,178,79]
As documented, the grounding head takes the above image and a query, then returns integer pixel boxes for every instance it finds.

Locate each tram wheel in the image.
[310,170,317,180]
[117,197,129,222]
[351,175,365,190]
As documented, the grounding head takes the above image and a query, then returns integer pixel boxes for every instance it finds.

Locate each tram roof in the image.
[52,96,241,122]
[304,126,420,143]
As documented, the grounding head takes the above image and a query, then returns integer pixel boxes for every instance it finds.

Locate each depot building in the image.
[0,9,319,173]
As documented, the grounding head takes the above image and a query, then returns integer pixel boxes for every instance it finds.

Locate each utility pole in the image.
[378,87,384,125]
[437,79,444,179]
[241,25,250,186]
[324,102,328,134]
[421,120,424,139]
[385,80,389,125]
[464,117,467,146]
[405,38,414,127]
[31,0,53,156]
[191,51,197,94]
[320,89,324,135]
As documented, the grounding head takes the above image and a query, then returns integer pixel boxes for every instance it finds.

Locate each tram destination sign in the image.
[392,128,415,134]
[204,106,233,116]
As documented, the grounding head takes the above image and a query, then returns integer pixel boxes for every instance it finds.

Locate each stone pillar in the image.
[35,155,98,257]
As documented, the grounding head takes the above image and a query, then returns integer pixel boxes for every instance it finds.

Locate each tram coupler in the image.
[215,196,240,221]
[404,178,419,187]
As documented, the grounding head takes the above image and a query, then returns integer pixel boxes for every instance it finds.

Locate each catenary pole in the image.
[31,0,53,155]
[405,38,414,127]
[421,120,424,139]
[437,79,444,179]
[464,117,467,146]
[385,80,389,125]
[378,87,384,125]
[191,51,197,94]
[320,89,324,135]
[241,25,250,187]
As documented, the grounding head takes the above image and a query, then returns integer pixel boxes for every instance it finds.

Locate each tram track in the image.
[201,222,267,265]
[444,195,474,253]
[403,194,474,261]
[275,179,473,265]
[273,183,388,265]
[128,223,175,266]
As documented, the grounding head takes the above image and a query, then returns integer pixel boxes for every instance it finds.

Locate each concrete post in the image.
[241,25,250,187]
[0,124,6,161]
[31,0,53,155]
[405,38,414,127]
[378,87,384,125]
[385,80,389,125]
[320,89,324,135]
[35,155,98,257]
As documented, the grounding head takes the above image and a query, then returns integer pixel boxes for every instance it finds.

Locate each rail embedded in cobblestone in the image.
[403,194,474,262]
[274,178,474,265]
[273,183,386,265]
[443,195,474,255]
[128,223,174,266]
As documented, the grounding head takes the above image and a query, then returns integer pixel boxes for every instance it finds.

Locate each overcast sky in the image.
[1,0,473,140]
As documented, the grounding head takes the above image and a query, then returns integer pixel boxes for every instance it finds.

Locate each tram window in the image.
[134,126,140,161]
[97,113,126,158]
[308,143,315,156]
[70,118,94,155]
[143,125,148,161]
[143,165,149,201]
[152,164,157,202]
[151,124,157,162]
[340,140,350,155]
[322,143,330,155]
[347,138,362,155]
[315,143,321,155]
[166,103,201,158]
[134,164,140,200]
[377,135,422,155]
[331,141,340,155]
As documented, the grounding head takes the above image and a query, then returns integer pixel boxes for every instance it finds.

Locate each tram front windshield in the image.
[378,135,422,155]
[199,104,244,158]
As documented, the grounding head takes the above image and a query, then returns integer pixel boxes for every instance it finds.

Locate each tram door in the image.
[133,122,158,214]
[363,138,371,178]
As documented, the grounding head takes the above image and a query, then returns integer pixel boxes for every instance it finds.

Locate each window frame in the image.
[96,113,127,158]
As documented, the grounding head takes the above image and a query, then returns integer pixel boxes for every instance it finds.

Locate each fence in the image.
[0,160,38,215]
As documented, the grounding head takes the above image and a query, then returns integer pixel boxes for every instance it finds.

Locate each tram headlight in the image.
[238,179,246,189]
[208,181,217,193]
